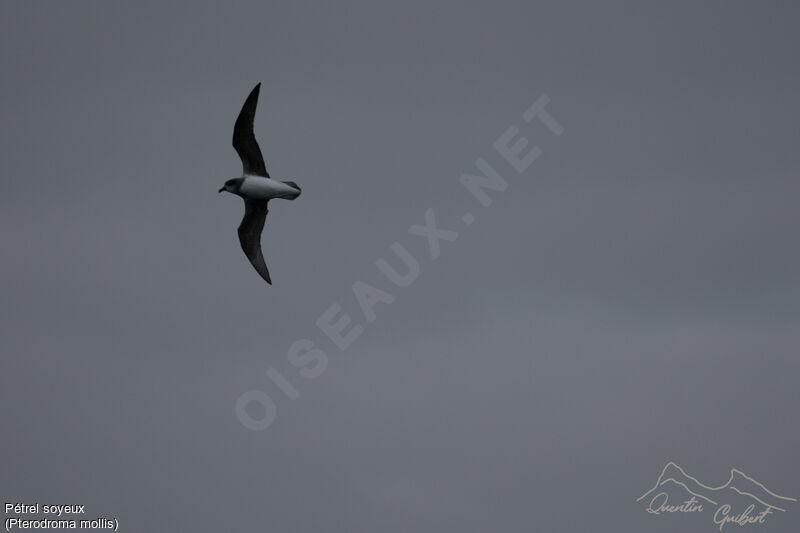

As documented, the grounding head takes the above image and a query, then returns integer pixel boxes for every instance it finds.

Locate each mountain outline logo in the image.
[637,461,796,530]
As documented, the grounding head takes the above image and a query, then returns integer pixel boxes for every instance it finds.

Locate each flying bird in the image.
[219,83,301,285]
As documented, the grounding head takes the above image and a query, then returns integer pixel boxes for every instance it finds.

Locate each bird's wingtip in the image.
[245,83,261,100]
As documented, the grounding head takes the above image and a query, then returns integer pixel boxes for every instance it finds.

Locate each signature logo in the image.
[637,461,796,530]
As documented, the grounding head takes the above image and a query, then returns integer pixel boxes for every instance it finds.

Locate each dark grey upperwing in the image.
[237,199,271,284]
[232,83,269,177]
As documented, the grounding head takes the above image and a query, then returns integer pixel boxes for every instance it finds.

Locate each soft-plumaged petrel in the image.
[219,83,301,285]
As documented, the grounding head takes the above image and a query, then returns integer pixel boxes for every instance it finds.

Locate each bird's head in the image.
[218,178,241,194]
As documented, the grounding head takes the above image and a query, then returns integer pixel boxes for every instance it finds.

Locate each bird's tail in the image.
[282,181,301,199]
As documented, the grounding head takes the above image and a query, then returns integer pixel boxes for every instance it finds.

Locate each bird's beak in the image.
[218,187,225,193]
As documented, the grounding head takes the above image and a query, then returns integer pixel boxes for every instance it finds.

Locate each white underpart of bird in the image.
[219,83,301,285]
[238,174,300,200]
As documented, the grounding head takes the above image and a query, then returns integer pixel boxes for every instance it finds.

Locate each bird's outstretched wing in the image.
[237,199,271,284]
[232,83,270,177]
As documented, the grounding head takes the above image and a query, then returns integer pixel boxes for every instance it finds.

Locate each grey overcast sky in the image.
[2,1,799,532]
